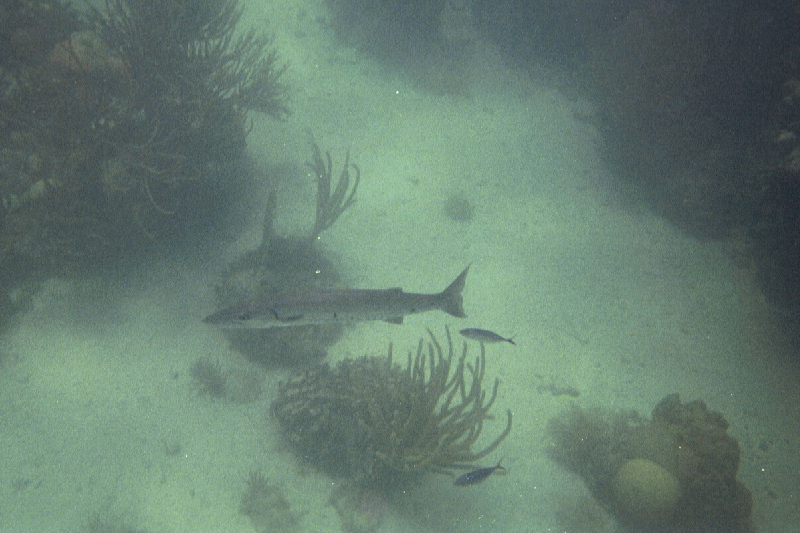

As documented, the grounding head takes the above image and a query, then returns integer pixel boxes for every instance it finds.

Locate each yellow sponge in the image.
[611,458,680,527]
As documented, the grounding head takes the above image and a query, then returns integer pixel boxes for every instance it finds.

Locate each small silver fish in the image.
[454,460,506,486]
[459,328,515,345]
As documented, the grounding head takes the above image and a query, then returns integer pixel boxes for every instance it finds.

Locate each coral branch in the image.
[307,141,360,243]
[272,327,512,487]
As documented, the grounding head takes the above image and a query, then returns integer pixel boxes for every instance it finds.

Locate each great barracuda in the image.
[203,265,470,328]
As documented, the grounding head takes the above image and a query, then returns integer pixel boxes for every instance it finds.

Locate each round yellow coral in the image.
[611,458,680,527]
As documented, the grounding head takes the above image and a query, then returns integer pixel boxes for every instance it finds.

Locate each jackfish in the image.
[203,265,470,328]
[459,328,516,345]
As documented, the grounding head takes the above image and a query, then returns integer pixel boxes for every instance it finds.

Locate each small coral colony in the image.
[1,1,753,532]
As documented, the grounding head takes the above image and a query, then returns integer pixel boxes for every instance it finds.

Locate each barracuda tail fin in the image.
[439,265,470,318]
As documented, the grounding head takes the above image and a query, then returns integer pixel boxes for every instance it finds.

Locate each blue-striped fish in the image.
[454,460,506,486]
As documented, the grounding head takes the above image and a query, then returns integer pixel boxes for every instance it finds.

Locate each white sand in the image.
[0,1,798,532]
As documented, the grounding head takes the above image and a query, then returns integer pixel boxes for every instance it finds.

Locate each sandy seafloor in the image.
[1,1,799,532]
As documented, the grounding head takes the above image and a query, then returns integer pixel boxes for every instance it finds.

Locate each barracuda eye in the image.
[236,311,252,321]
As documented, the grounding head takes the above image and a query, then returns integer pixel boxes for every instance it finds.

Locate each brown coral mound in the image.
[651,394,752,533]
[272,328,512,488]
[548,394,752,533]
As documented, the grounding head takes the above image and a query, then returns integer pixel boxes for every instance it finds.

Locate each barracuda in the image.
[203,265,470,328]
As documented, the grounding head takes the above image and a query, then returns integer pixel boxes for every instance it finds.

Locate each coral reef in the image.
[0,0,287,281]
[271,327,512,488]
[90,0,289,118]
[752,36,800,313]
[548,394,752,532]
[651,394,753,532]
[581,2,780,239]
[1,0,81,69]
[474,0,627,69]
[476,1,787,241]
[474,1,800,313]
